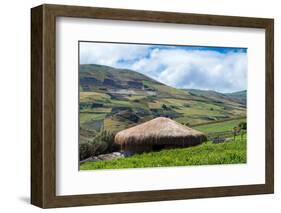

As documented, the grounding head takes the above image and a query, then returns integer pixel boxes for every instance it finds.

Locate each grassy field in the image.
[193,118,246,133]
[80,136,246,170]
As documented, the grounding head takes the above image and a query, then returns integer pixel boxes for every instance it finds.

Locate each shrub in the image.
[92,130,118,154]
[161,104,169,110]
[238,121,247,130]
[79,130,119,160]
[79,143,93,160]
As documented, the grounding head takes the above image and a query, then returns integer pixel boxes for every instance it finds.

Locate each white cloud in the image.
[80,42,247,93]
[80,42,150,67]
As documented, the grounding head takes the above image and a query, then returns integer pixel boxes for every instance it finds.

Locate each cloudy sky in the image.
[80,42,247,93]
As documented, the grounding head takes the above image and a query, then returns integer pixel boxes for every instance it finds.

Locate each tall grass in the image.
[80,136,246,170]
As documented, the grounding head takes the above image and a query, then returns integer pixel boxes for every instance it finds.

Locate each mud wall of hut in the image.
[121,144,153,154]
[120,140,205,155]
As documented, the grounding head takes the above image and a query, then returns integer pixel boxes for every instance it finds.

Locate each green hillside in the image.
[186,89,246,106]
[225,90,247,105]
[193,118,246,133]
[79,64,246,146]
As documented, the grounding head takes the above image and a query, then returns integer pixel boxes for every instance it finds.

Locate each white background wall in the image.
[0,0,279,212]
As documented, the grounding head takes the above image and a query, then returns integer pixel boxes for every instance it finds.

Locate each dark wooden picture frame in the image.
[31,4,274,208]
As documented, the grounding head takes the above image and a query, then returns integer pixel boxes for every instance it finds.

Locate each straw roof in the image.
[115,117,207,146]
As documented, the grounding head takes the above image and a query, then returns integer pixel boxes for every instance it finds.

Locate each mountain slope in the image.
[186,89,246,106]
[225,90,246,105]
[80,64,188,98]
[80,64,158,91]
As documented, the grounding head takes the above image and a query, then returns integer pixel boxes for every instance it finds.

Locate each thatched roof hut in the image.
[115,117,207,154]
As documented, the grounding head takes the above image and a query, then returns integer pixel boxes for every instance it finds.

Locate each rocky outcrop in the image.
[80,152,127,164]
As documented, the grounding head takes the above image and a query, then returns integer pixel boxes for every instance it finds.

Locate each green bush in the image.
[161,104,169,110]
[238,121,247,130]
[79,143,93,160]
[79,130,118,160]
[93,130,116,152]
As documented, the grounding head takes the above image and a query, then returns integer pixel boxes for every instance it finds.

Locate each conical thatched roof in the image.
[115,117,207,146]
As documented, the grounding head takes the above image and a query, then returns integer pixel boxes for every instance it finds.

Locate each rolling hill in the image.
[225,90,247,105]
[79,64,246,144]
[186,89,246,106]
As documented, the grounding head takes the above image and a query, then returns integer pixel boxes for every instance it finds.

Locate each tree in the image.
[92,130,116,154]
[162,104,169,110]
[238,121,247,130]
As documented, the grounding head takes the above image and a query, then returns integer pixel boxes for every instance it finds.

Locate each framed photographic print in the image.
[31,4,274,208]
